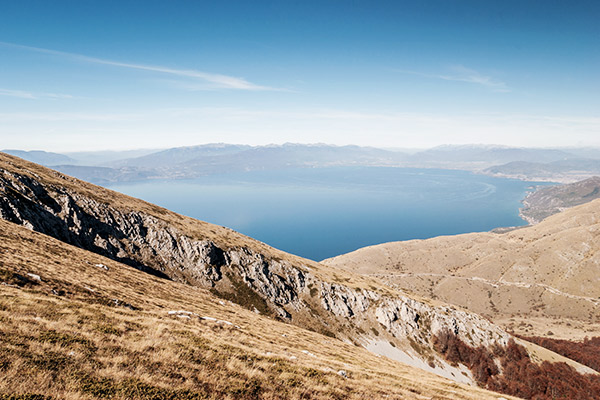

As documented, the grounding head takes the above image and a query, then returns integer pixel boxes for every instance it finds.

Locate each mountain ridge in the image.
[11,143,600,185]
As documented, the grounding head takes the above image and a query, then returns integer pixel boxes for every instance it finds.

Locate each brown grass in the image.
[0,219,512,399]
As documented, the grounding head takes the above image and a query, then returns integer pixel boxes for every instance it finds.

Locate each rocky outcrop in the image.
[375,298,509,348]
[320,283,376,318]
[0,162,514,381]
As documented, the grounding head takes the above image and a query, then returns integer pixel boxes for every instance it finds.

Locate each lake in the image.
[108,167,540,261]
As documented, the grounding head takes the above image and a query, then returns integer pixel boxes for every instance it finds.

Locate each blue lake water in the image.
[108,167,541,261]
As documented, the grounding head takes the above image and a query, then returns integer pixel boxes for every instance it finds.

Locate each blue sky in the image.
[0,0,598,151]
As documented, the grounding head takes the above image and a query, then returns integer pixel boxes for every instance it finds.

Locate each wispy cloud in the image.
[0,111,143,122]
[159,78,293,93]
[0,88,37,99]
[396,65,510,92]
[0,41,278,91]
[0,88,74,100]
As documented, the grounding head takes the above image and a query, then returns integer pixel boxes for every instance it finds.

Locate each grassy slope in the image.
[324,198,600,340]
[0,219,513,400]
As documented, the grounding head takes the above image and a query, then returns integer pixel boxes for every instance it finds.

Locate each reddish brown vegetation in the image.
[433,330,600,399]
[518,335,600,373]
[432,330,499,384]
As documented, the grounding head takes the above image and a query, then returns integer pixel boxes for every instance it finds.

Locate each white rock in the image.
[168,310,195,316]
[301,350,317,358]
[27,273,41,281]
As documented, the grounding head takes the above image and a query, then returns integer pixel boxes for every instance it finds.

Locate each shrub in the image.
[518,334,600,373]
[433,330,600,399]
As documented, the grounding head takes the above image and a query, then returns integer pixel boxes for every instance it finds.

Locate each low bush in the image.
[434,330,600,399]
[518,334,600,373]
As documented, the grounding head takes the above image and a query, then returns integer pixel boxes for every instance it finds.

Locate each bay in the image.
[108,167,542,261]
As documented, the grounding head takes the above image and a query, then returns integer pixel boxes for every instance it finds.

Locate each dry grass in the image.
[0,219,513,399]
[325,198,600,339]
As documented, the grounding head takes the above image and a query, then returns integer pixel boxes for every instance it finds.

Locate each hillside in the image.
[324,198,600,340]
[1,149,77,166]
[484,159,600,183]
[1,218,513,399]
[520,177,600,224]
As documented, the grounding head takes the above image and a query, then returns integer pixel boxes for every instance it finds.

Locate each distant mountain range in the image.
[407,145,576,167]
[4,143,600,184]
[484,159,600,183]
[2,148,159,167]
[2,149,77,166]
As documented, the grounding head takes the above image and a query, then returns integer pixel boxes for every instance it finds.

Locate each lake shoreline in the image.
[108,166,542,261]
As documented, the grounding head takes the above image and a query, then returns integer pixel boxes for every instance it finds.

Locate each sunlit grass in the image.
[0,218,512,399]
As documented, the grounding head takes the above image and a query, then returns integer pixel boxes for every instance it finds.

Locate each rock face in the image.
[0,156,512,381]
[375,299,508,348]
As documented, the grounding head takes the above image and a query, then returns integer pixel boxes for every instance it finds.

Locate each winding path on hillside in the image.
[366,272,600,306]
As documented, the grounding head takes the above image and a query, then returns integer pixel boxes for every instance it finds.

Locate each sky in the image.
[0,0,598,151]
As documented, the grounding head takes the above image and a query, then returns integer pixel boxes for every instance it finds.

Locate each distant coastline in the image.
[514,177,600,227]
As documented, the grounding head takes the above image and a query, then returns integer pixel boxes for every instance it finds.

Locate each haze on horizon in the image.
[0,1,598,152]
